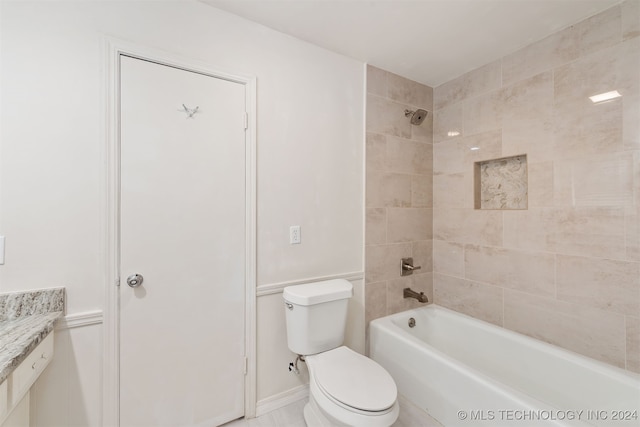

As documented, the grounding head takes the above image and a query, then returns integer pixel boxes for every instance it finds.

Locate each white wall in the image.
[0,0,364,422]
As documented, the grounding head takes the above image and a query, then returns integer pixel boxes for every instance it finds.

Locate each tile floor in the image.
[223,394,442,426]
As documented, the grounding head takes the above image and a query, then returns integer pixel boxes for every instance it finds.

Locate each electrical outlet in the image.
[289,226,301,244]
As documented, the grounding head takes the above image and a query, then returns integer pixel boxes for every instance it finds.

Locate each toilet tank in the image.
[283,279,353,355]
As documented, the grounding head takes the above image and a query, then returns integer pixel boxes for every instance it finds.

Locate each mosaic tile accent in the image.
[475,155,528,210]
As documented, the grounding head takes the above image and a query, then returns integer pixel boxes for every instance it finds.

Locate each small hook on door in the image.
[181,104,199,118]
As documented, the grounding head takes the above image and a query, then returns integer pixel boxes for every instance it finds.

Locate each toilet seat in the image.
[309,346,397,414]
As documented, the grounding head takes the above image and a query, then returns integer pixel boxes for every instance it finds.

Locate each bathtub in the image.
[369,305,640,427]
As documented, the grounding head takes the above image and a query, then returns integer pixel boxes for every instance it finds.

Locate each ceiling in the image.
[200,0,620,87]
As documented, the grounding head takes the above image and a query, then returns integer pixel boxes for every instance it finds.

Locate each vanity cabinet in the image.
[0,381,7,422]
[0,333,54,427]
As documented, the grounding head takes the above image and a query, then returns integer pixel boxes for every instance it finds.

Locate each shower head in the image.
[404,109,428,126]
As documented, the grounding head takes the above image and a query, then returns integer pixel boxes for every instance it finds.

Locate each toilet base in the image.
[303,390,399,427]
[304,396,345,427]
[304,396,348,427]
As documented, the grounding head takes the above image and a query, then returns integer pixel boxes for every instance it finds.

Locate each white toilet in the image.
[283,279,400,427]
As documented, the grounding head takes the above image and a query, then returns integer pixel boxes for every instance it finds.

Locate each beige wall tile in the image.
[366,94,412,139]
[624,91,640,151]
[412,240,433,274]
[366,65,387,97]
[411,113,433,143]
[626,316,640,373]
[366,208,386,245]
[622,0,640,41]
[433,273,503,326]
[387,274,432,315]
[365,243,412,284]
[433,130,502,175]
[574,5,621,57]
[387,71,433,109]
[556,254,640,316]
[366,171,412,207]
[504,289,627,368]
[551,207,626,260]
[556,38,637,105]
[387,208,432,242]
[502,25,577,86]
[433,240,464,277]
[503,209,552,252]
[433,102,463,143]
[365,66,435,324]
[501,72,554,162]
[411,174,432,208]
[503,122,554,164]
[463,90,503,136]
[433,138,464,175]
[386,136,432,175]
[465,245,556,297]
[502,6,620,86]
[634,144,639,210]
[433,172,471,208]
[433,208,503,246]
[553,154,635,208]
[434,59,501,110]
[504,207,626,259]
[365,281,388,326]
[464,131,503,164]
[366,132,386,172]
[553,99,623,160]
[527,162,554,207]
[626,204,640,262]
[552,41,637,159]
[622,37,640,150]
[502,72,553,115]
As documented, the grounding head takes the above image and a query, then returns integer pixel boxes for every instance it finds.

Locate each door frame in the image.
[102,37,257,426]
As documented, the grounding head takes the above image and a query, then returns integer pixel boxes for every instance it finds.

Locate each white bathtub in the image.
[370,305,640,427]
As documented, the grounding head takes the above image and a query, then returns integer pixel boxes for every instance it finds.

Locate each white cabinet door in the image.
[119,55,246,427]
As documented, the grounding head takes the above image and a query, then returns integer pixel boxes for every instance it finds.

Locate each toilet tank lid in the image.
[283,279,353,306]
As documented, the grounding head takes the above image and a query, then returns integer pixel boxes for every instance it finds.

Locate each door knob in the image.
[127,273,144,288]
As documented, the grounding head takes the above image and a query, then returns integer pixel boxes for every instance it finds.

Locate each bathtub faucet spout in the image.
[403,287,429,303]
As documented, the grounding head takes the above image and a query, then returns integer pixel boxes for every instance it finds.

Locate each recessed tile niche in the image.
[474,155,528,210]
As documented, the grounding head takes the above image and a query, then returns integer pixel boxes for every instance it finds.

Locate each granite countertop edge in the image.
[0,312,63,384]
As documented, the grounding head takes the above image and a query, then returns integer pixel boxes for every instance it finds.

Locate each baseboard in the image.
[254,385,308,417]
[55,310,103,330]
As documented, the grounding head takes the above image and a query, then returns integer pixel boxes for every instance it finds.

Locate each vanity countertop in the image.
[0,288,65,384]
[0,312,62,383]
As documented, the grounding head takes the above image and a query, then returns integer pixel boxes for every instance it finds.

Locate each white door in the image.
[119,55,246,427]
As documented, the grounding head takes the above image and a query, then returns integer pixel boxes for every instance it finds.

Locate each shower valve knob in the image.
[401,257,421,276]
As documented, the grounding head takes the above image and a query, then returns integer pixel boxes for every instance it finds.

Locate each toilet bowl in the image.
[283,280,399,427]
[304,346,399,427]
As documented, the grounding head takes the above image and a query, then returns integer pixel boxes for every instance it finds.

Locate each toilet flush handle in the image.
[285,302,294,310]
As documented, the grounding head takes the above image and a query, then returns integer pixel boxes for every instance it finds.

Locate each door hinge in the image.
[243,357,248,375]
[243,112,248,130]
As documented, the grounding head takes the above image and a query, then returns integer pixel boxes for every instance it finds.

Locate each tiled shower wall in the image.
[364,66,434,325]
[432,1,639,373]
